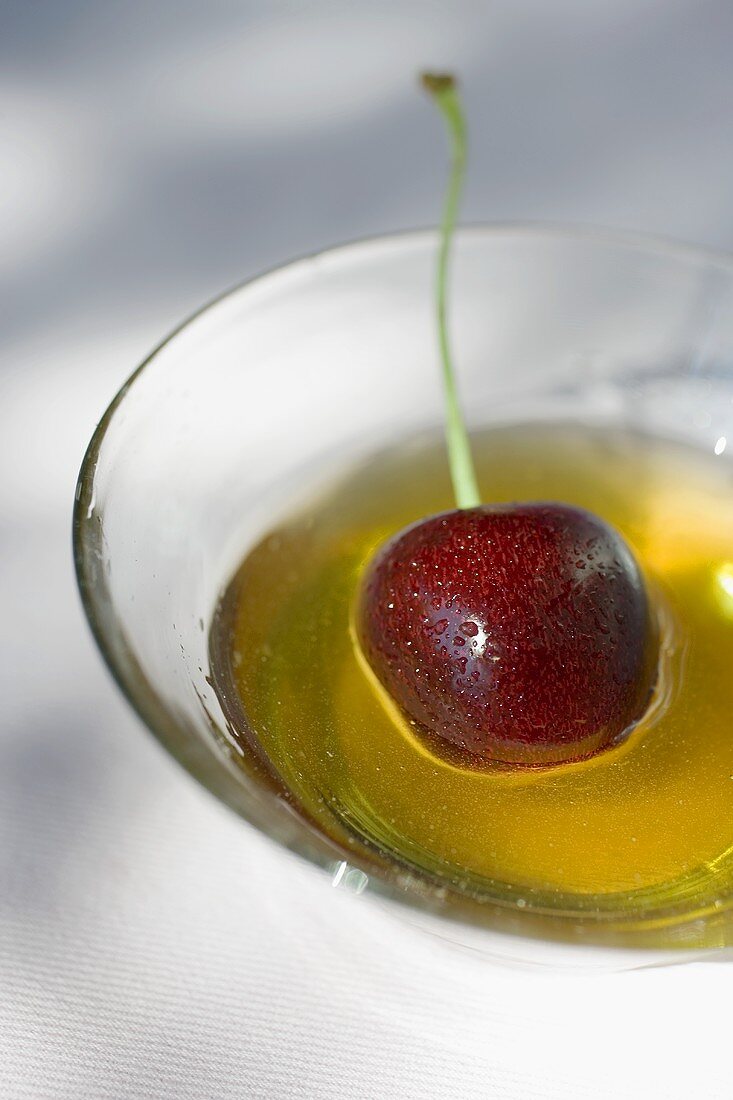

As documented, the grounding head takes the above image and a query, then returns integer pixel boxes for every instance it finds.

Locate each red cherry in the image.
[356,504,658,768]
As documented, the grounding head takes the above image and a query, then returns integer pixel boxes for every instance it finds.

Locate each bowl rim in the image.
[73,222,733,960]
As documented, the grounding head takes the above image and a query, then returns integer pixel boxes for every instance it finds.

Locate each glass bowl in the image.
[74,226,733,968]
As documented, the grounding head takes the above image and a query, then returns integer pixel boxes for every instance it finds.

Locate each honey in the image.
[211,423,733,920]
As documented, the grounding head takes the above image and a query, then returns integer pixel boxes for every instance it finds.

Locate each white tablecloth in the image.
[3,2,733,1095]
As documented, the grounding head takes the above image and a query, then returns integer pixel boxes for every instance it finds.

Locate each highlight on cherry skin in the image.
[356,503,659,769]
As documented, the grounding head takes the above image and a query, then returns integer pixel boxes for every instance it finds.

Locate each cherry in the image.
[352,75,659,767]
[357,503,657,767]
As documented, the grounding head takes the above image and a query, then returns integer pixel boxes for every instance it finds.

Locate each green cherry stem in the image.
[421,72,481,510]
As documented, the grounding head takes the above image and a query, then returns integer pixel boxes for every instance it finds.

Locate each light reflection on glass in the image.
[715,562,733,616]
